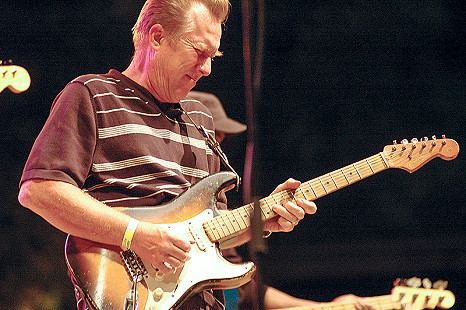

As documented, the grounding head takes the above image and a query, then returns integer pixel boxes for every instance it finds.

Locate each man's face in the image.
[151,4,222,103]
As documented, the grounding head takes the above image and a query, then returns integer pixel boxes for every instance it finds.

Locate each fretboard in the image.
[277,294,398,310]
[203,152,389,243]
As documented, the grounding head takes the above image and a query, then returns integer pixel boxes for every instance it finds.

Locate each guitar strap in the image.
[179,104,241,189]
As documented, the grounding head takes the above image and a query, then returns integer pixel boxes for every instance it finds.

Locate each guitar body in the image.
[65,172,256,310]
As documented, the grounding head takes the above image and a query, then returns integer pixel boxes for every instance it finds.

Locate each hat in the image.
[187,91,247,134]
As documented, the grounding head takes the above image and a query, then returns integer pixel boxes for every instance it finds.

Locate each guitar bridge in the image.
[120,249,148,282]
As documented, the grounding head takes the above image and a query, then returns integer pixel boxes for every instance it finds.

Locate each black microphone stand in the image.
[250,198,268,310]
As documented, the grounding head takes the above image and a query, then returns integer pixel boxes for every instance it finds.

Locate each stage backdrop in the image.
[1,0,464,309]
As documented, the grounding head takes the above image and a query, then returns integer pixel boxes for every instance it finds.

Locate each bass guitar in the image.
[65,136,459,310]
[277,285,455,310]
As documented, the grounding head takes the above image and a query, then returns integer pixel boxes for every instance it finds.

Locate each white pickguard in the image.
[133,209,254,310]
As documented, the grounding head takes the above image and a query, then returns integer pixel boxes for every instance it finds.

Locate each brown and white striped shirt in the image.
[21,69,227,309]
[21,69,223,207]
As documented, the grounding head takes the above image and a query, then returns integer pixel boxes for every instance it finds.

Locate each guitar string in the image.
[203,153,387,241]
[203,140,444,242]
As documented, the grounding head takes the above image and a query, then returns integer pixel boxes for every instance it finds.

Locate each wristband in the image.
[263,230,272,238]
[122,219,140,250]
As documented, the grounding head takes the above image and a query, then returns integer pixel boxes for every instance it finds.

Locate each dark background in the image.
[1,0,464,309]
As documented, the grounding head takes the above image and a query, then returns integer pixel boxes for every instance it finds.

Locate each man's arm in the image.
[264,287,376,310]
[18,179,191,274]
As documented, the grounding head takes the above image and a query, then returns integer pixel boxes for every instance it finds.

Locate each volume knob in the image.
[153,287,164,301]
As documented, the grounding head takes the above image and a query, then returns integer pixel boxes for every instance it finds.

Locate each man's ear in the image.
[149,24,164,50]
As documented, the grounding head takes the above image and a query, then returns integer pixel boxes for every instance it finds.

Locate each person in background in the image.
[187,91,375,310]
[17,1,317,309]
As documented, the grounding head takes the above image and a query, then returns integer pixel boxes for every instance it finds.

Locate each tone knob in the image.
[153,287,164,301]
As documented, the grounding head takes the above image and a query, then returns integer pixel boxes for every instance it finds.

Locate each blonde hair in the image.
[132,0,230,52]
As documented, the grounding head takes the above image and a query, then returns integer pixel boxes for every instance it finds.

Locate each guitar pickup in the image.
[189,221,211,251]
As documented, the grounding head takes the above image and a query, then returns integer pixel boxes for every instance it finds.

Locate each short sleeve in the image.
[20,81,97,188]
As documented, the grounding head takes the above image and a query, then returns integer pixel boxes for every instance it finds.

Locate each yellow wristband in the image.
[122,219,140,250]
[263,230,272,238]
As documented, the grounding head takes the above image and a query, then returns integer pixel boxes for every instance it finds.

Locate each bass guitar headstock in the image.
[1,59,31,94]
[392,277,455,309]
[383,136,459,173]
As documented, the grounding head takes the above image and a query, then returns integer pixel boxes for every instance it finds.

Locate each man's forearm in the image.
[18,179,131,247]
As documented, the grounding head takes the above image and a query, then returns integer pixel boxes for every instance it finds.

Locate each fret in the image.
[260,200,274,220]
[341,165,360,184]
[309,179,326,198]
[204,219,220,241]
[333,171,348,188]
[243,204,253,223]
[301,182,317,200]
[282,189,297,204]
[260,199,273,219]
[317,177,328,194]
[269,194,280,206]
[340,168,350,184]
[369,154,388,172]
[221,213,236,235]
[320,174,338,193]
[365,158,375,173]
[354,161,372,178]
[296,185,308,200]
[378,152,390,169]
[225,210,241,232]
[328,173,338,189]
[234,209,248,230]
[236,207,249,228]
[352,163,362,178]
[213,215,229,239]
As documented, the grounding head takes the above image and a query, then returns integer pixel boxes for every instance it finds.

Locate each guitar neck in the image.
[278,286,456,310]
[279,294,396,310]
[203,137,458,243]
[204,152,388,243]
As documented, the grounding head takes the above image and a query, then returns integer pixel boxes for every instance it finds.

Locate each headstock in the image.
[392,277,455,309]
[383,136,459,173]
[0,59,31,94]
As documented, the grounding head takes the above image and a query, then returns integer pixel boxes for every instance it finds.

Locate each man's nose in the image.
[198,58,212,76]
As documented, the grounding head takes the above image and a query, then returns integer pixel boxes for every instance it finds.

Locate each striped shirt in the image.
[21,70,228,309]
[21,69,222,208]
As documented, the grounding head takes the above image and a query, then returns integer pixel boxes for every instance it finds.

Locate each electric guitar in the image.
[277,286,455,310]
[0,61,31,93]
[65,137,459,310]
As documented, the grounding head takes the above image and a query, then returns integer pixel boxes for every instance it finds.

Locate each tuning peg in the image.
[393,278,407,287]
[411,138,418,148]
[422,278,432,289]
[392,140,397,151]
[433,280,448,290]
[0,59,12,65]
[442,134,447,145]
[432,135,437,146]
[401,139,408,150]
[422,137,428,147]
[406,277,422,288]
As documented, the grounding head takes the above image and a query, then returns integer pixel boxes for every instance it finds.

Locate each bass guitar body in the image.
[65,172,255,310]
